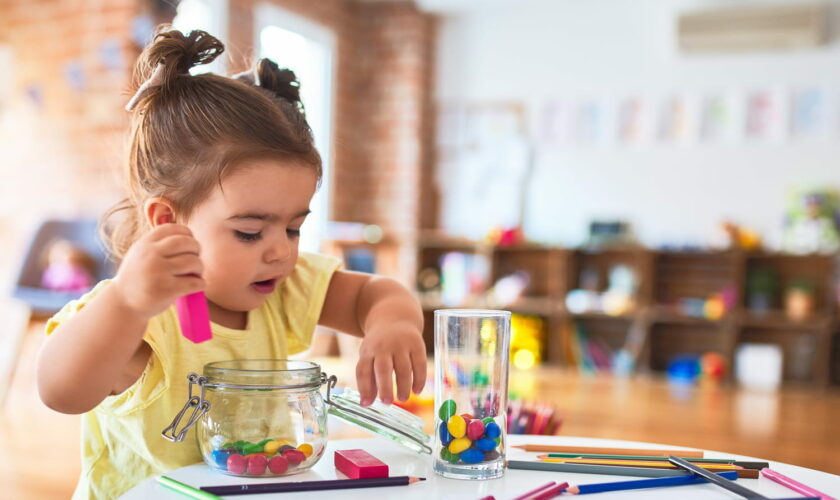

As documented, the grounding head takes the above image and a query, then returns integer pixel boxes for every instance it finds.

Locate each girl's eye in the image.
[235,230,262,242]
[287,228,301,238]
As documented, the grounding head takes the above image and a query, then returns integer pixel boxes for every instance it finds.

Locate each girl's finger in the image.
[373,355,394,405]
[166,254,203,277]
[393,352,413,402]
[158,234,201,258]
[355,355,376,406]
[410,344,427,394]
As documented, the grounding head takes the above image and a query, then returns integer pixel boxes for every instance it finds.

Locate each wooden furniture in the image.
[416,236,838,386]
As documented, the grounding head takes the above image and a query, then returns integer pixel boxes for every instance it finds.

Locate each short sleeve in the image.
[45,279,112,336]
[278,252,342,354]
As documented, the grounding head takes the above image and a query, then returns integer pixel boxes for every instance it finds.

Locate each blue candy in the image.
[210,450,230,469]
[460,448,484,464]
[484,421,501,438]
[475,438,496,451]
[439,421,453,446]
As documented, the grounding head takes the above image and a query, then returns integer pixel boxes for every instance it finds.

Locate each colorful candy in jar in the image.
[437,399,502,464]
[212,438,316,476]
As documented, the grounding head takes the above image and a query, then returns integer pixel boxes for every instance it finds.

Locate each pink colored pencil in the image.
[529,481,568,500]
[761,468,837,500]
[511,482,557,500]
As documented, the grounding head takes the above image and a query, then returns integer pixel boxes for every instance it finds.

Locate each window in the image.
[255,4,336,253]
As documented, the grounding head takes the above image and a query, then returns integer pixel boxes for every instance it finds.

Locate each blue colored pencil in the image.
[567,470,738,495]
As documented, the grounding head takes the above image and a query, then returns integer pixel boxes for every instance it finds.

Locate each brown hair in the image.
[102,27,321,261]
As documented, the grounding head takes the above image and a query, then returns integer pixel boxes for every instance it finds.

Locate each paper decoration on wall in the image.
[540,99,575,147]
[701,92,743,142]
[745,88,788,142]
[131,14,156,48]
[575,99,612,146]
[657,95,700,145]
[99,39,125,73]
[617,96,653,146]
[64,60,85,92]
[791,86,830,139]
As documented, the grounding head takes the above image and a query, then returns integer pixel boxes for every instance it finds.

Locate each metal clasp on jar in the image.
[161,373,211,442]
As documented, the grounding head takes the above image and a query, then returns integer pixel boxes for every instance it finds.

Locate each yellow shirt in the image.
[45,252,341,500]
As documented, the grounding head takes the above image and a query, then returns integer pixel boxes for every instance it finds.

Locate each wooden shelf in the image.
[415,238,838,386]
[739,310,833,331]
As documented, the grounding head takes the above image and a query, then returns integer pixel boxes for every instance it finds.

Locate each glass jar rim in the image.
[202,359,323,390]
[434,309,511,317]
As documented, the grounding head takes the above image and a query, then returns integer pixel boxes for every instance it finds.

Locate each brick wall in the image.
[0,0,435,287]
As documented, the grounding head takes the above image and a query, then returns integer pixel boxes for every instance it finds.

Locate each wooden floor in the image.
[3,323,840,499]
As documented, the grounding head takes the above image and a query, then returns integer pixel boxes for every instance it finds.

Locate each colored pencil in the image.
[157,476,223,500]
[511,482,557,500]
[507,460,692,477]
[761,468,838,500]
[537,458,758,478]
[542,453,768,469]
[512,444,703,457]
[200,476,424,496]
[566,470,738,495]
[530,482,569,500]
[668,456,766,499]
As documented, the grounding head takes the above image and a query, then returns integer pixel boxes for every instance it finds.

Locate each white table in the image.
[123,432,840,499]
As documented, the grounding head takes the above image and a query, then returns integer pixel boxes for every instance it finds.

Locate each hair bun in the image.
[255,58,302,106]
[133,27,224,93]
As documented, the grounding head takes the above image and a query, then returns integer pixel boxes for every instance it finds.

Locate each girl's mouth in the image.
[251,278,277,294]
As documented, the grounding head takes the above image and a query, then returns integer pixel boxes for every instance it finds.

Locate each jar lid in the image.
[324,376,432,454]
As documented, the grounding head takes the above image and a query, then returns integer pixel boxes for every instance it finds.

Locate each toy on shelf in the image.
[565,264,638,317]
[485,226,525,247]
[584,220,635,249]
[722,221,761,251]
[40,239,96,293]
[747,268,778,314]
[487,271,530,308]
[784,278,816,321]
[667,352,727,386]
[782,188,840,254]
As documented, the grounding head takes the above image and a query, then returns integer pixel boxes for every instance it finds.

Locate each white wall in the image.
[433,0,840,248]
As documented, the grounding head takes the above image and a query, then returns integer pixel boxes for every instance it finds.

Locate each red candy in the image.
[268,455,289,474]
[282,449,306,465]
[467,419,486,440]
[247,454,267,475]
[226,454,246,475]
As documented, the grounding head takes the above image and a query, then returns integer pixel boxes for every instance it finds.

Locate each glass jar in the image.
[163,359,431,478]
[434,309,511,480]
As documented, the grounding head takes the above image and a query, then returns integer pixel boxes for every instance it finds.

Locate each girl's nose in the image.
[264,234,291,263]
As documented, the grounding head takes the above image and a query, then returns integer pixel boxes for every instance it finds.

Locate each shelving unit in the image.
[415,235,838,386]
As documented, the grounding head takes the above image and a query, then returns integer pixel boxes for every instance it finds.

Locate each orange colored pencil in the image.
[512,444,704,458]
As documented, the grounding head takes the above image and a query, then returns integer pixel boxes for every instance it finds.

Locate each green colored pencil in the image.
[157,475,223,500]
[507,460,692,478]
[543,453,767,469]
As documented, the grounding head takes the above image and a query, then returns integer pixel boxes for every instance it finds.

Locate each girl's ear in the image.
[144,197,176,226]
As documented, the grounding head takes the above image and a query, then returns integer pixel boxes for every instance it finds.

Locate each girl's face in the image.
[186,159,318,328]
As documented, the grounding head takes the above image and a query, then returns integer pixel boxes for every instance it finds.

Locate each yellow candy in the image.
[447,415,466,438]
[263,440,281,455]
[297,443,313,457]
[449,437,472,454]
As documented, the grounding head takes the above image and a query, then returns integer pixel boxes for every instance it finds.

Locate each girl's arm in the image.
[37,223,204,414]
[318,271,426,406]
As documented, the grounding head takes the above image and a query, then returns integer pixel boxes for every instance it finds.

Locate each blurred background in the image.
[2,0,840,497]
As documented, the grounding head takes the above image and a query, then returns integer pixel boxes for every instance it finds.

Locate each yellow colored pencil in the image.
[538,458,742,471]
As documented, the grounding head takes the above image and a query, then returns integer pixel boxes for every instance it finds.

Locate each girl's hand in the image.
[112,223,205,320]
[356,321,426,406]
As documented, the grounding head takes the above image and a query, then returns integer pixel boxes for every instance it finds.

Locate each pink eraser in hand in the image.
[334,449,389,479]
[175,291,212,343]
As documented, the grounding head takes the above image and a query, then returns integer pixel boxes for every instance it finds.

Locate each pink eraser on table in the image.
[334,449,389,479]
[175,291,212,343]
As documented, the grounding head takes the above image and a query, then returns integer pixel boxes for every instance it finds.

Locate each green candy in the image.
[494,437,501,446]
[482,417,494,425]
[242,442,264,455]
[256,439,272,447]
[438,399,457,421]
[440,447,460,463]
